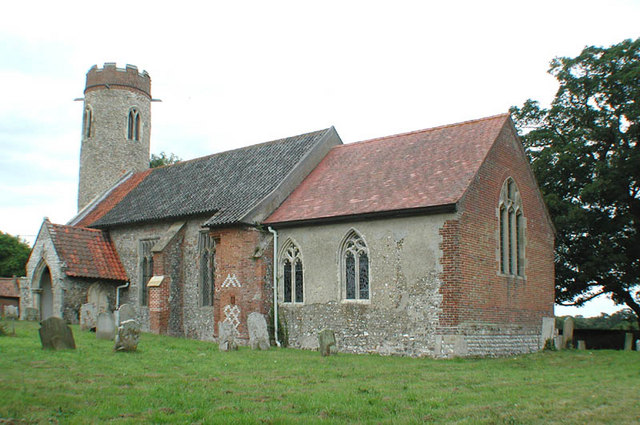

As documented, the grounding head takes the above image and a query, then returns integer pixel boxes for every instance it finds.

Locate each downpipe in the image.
[268,226,281,347]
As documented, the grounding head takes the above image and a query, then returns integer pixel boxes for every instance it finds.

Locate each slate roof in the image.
[46,221,128,281]
[91,128,333,228]
[265,114,511,225]
[0,277,20,298]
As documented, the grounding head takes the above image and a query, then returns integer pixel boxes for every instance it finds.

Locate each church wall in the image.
[275,214,449,357]
[109,219,273,342]
[436,124,555,357]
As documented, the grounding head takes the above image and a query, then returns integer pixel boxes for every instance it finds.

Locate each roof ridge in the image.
[49,222,104,233]
[338,113,510,148]
[156,127,333,169]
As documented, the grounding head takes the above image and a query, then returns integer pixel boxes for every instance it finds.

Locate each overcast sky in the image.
[1,0,638,317]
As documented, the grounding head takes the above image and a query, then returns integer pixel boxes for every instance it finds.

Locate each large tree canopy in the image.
[511,38,640,326]
[0,231,31,277]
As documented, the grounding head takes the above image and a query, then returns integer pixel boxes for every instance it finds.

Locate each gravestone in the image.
[248,312,270,350]
[80,303,97,331]
[96,311,116,340]
[562,317,574,349]
[624,333,633,351]
[117,304,136,324]
[540,317,555,348]
[636,340,640,352]
[318,329,336,357]
[218,321,238,352]
[25,307,39,321]
[4,305,18,319]
[88,284,109,313]
[576,340,586,350]
[114,319,140,352]
[39,317,76,350]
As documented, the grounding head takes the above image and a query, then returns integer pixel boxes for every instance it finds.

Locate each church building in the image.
[23,64,555,357]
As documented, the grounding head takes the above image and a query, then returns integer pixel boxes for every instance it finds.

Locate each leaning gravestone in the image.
[318,329,336,357]
[39,317,76,350]
[80,303,97,331]
[96,311,116,340]
[562,317,574,349]
[114,319,140,352]
[218,321,238,352]
[117,304,136,325]
[248,312,270,350]
[25,307,39,321]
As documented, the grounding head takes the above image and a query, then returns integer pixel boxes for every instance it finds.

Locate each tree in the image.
[150,152,181,168]
[0,231,31,277]
[510,38,640,327]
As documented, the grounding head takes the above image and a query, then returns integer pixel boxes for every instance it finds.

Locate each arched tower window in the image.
[281,240,303,303]
[83,106,93,138]
[499,178,525,277]
[341,230,369,300]
[127,108,141,141]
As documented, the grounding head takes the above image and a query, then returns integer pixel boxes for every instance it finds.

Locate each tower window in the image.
[128,108,141,141]
[499,178,525,277]
[83,106,92,138]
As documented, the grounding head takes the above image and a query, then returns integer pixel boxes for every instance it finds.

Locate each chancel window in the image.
[499,178,525,277]
[199,231,216,307]
[83,106,92,138]
[281,241,303,303]
[342,230,369,300]
[139,238,158,306]
[127,108,141,141]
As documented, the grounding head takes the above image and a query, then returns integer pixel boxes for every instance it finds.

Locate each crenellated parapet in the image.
[85,63,151,98]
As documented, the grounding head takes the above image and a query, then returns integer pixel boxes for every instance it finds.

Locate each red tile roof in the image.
[74,169,153,227]
[0,277,20,298]
[265,114,511,224]
[46,221,128,281]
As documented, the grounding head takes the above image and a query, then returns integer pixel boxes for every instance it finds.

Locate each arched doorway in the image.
[39,267,54,320]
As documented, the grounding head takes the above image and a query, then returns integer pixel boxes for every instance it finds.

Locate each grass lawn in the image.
[0,321,639,424]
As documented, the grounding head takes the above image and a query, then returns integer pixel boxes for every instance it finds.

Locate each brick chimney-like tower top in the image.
[78,63,152,211]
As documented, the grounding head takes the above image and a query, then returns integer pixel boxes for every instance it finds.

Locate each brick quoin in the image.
[210,226,273,340]
[438,121,555,329]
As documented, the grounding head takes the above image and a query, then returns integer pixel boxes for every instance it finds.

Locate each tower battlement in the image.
[85,63,151,98]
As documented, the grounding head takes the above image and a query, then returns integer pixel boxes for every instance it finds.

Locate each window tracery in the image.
[499,178,525,277]
[281,241,303,303]
[342,230,369,300]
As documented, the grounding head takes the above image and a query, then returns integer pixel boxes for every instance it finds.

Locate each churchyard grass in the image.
[1,321,638,424]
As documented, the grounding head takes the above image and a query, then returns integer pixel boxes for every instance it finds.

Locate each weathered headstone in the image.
[117,304,136,325]
[114,319,141,352]
[540,317,555,349]
[562,317,574,349]
[218,321,238,352]
[25,307,39,321]
[576,340,586,350]
[96,311,116,340]
[4,305,18,319]
[624,333,633,351]
[636,340,640,352]
[39,317,76,350]
[80,303,97,331]
[248,312,270,350]
[88,284,109,313]
[318,329,336,357]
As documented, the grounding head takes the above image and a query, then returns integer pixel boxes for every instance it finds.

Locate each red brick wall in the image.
[439,121,555,328]
[211,226,273,339]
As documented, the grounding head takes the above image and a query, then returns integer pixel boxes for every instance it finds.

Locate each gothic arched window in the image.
[341,230,369,300]
[199,231,216,307]
[139,238,157,306]
[281,240,303,303]
[127,108,141,141]
[499,178,525,277]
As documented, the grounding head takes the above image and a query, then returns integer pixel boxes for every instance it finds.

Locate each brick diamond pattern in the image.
[223,304,241,330]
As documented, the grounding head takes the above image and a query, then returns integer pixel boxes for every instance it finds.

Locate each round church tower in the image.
[78,63,151,211]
